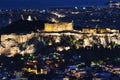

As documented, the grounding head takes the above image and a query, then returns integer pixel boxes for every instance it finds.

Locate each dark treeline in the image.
[0,20,51,34]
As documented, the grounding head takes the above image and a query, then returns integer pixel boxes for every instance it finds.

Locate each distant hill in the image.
[0,20,51,34]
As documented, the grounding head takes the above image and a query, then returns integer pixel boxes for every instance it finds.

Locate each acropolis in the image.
[0,22,120,56]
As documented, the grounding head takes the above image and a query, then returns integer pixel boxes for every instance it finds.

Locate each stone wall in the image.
[1,33,36,43]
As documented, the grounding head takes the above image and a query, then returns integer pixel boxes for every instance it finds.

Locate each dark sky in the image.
[0,0,117,9]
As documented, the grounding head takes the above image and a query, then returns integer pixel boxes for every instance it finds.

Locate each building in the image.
[82,27,119,34]
[107,1,120,8]
[44,22,73,32]
[82,27,97,33]
[27,16,32,21]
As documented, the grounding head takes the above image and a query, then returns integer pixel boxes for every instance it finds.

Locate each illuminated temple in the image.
[44,22,73,32]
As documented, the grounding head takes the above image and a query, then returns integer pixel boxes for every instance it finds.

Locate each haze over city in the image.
[0,0,115,9]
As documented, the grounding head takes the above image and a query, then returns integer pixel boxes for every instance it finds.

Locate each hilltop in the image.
[0,20,52,34]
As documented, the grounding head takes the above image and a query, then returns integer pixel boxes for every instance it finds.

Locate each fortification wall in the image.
[1,33,36,43]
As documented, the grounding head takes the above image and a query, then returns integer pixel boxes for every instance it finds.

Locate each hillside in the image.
[0,20,51,34]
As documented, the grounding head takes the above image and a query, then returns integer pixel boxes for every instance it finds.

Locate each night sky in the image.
[0,0,118,9]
